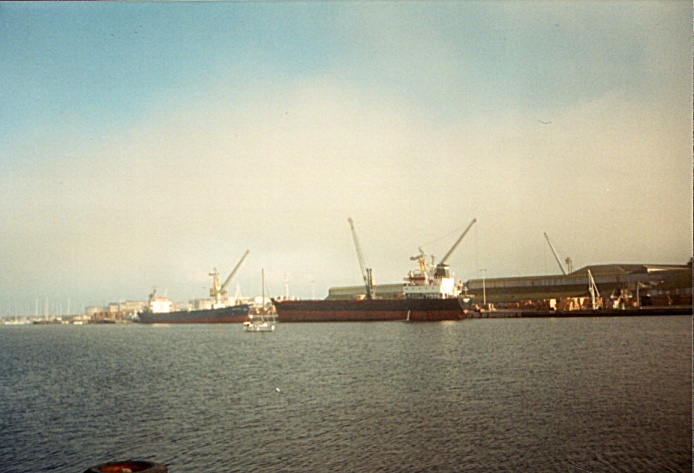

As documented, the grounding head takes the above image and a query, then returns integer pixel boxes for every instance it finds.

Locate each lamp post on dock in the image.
[480,269,487,306]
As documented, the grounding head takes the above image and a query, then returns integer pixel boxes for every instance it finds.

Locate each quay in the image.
[468,306,691,319]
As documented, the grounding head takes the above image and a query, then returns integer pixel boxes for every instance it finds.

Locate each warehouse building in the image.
[466,263,691,308]
[326,263,691,309]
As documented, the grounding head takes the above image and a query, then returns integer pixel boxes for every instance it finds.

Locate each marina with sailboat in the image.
[244,269,277,332]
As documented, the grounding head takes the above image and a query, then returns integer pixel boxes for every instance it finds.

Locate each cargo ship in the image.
[271,296,472,322]
[137,251,252,324]
[138,302,251,324]
[272,219,477,322]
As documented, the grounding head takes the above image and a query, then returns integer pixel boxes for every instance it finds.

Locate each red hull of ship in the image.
[271,298,467,322]
[404,298,467,321]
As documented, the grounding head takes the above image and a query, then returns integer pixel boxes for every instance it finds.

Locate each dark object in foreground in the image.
[84,460,167,473]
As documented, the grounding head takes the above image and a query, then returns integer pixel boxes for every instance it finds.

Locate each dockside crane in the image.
[543,232,568,275]
[210,249,250,307]
[348,217,374,299]
[587,269,601,310]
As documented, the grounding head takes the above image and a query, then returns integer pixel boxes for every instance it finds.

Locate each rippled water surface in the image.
[0,316,691,472]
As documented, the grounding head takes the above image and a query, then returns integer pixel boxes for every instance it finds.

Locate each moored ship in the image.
[272,219,477,322]
[271,297,472,322]
[138,303,251,324]
[137,250,252,324]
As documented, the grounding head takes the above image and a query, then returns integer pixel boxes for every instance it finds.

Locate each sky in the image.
[0,1,691,316]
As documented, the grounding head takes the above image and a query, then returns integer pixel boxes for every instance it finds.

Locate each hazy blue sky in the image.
[1,1,691,315]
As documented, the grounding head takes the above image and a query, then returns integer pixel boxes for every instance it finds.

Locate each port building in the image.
[326,263,691,308]
[466,264,691,307]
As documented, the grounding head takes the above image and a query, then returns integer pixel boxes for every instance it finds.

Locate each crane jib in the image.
[220,250,250,292]
[438,218,477,265]
[348,217,373,299]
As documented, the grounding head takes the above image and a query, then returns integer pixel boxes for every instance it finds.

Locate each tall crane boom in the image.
[211,250,250,303]
[438,218,477,265]
[348,218,367,283]
[544,233,567,275]
[221,250,250,292]
[348,217,373,299]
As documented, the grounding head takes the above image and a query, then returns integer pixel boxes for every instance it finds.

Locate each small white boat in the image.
[243,319,275,332]
[243,269,277,333]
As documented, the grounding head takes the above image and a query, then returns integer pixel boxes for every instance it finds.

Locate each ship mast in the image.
[261,268,266,314]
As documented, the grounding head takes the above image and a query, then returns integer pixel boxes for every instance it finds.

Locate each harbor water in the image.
[0,316,691,472]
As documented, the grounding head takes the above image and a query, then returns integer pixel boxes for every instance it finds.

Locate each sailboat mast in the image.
[261,268,265,311]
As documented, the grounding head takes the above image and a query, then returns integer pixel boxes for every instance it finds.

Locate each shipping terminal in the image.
[46,218,689,325]
[272,218,691,321]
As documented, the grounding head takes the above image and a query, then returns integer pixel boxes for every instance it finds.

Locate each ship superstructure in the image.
[403,218,476,300]
[272,218,477,322]
[138,250,252,324]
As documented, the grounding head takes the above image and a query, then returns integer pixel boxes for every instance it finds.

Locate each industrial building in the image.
[326,263,692,309]
[466,264,691,308]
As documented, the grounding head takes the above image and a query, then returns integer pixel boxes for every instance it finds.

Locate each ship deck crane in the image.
[210,249,250,306]
[348,217,374,299]
[410,247,429,272]
[405,218,476,299]
[409,247,432,284]
[434,218,477,278]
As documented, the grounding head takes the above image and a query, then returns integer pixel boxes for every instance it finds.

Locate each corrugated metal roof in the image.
[570,264,687,276]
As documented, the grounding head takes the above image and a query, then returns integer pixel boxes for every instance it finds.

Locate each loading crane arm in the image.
[438,218,477,266]
[348,217,373,299]
[218,249,251,296]
[544,233,567,275]
[348,218,367,283]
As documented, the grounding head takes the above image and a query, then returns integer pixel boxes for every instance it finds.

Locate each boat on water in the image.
[271,296,473,322]
[272,218,477,322]
[243,318,276,332]
[244,269,277,332]
[139,303,251,324]
[138,251,252,324]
